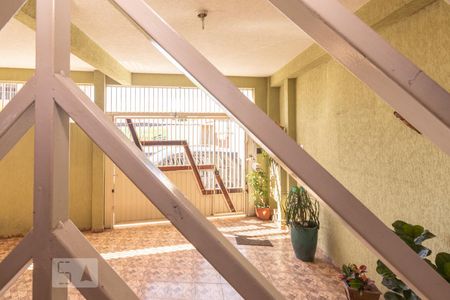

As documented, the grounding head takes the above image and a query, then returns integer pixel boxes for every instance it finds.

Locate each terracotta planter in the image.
[255,207,271,220]
[343,283,381,300]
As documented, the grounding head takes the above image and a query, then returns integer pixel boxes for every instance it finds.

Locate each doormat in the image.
[235,236,273,247]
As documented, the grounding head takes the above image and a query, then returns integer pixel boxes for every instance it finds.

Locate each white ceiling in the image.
[0,0,370,76]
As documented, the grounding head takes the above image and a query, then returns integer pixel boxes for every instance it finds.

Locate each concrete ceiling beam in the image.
[15,0,132,85]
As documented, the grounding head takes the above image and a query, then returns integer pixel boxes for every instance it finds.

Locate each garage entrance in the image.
[105,86,253,224]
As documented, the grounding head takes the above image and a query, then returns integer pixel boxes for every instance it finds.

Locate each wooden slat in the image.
[182,143,206,193]
[125,118,142,150]
[214,169,236,212]
[0,0,27,30]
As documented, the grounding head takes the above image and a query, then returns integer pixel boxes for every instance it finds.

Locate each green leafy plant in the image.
[339,264,376,294]
[376,220,450,300]
[284,186,319,228]
[246,169,270,208]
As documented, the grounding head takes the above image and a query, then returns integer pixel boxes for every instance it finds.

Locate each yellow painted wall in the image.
[292,0,449,286]
[0,125,93,237]
[0,129,34,236]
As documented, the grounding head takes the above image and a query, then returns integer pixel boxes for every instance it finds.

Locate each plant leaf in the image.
[382,277,407,293]
[435,252,450,283]
[416,246,432,258]
[411,225,425,239]
[349,279,363,290]
[392,220,407,232]
[384,291,405,300]
[413,230,435,245]
[423,258,437,270]
[392,221,425,241]
[402,289,421,300]
[377,260,396,278]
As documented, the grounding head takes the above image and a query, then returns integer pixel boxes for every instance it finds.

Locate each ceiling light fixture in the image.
[197,9,208,30]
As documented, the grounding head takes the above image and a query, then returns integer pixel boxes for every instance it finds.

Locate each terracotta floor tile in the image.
[0,217,346,299]
[194,283,223,300]
[192,268,222,284]
[221,284,243,300]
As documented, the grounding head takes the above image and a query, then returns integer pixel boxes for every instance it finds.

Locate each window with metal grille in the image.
[106,86,254,113]
[0,82,94,111]
[0,83,23,110]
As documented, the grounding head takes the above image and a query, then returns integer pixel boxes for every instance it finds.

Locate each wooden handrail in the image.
[125,119,237,212]
[214,168,236,212]
[125,118,142,150]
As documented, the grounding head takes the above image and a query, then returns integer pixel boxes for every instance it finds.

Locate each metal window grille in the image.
[106,86,254,113]
[77,84,95,101]
[0,82,94,111]
[114,117,245,189]
[0,83,24,111]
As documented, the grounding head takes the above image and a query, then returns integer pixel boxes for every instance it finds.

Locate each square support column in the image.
[91,70,106,232]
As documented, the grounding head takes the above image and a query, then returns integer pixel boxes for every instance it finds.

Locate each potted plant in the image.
[246,168,271,220]
[285,186,320,262]
[376,220,450,300]
[339,264,381,300]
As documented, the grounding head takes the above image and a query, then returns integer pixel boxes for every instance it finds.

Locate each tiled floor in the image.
[0,217,346,299]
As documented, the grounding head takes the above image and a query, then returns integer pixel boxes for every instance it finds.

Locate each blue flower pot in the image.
[290,224,318,262]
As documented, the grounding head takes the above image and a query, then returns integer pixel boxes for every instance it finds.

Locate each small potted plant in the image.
[339,264,381,300]
[246,167,271,220]
[285,186,320,262]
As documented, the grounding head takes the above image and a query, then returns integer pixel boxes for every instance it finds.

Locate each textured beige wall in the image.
[0,125,93,237]
[0,129,34,236]
[295,0,450,285]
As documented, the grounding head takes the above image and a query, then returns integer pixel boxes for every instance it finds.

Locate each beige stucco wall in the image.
[0,125,93,237]
[294,0,449,284]
[0,129,34,236]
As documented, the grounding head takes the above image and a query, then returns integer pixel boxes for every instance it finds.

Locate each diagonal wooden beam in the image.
[214,168,236,212]
[267,0,450,156]
[52,220,138,300]
[182,142,207,193]
[270,0,438,86]
[0,232,34,296]
[108,0,450,299]
[0,0,27,31]
[53,74,283,300]
[0,77,35,160]
[15,0,131,85]
[0,103,34,160]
